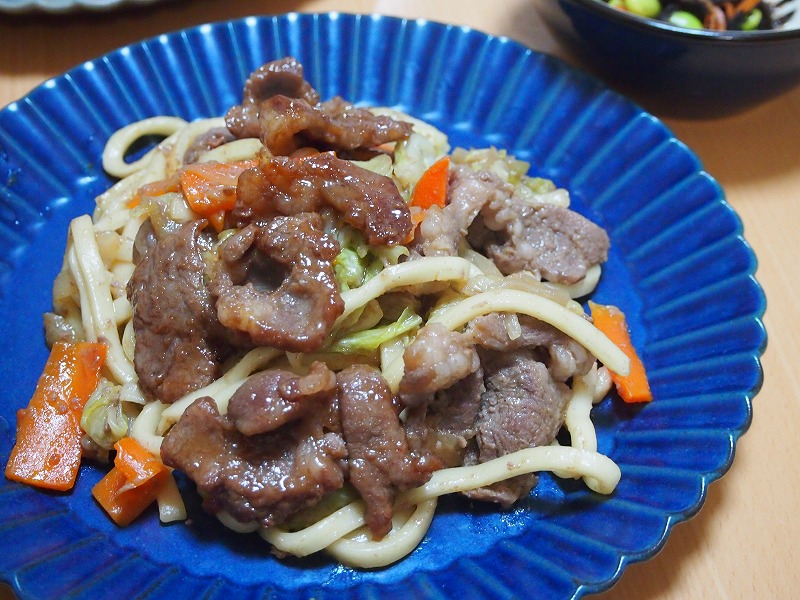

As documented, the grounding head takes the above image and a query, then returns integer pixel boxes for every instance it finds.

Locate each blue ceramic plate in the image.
[0,13,765,600]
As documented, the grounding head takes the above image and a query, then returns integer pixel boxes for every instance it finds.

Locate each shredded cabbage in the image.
[370,107,450,198]
[333,227,409,293]
[328,307,422,353]
[351,154,394,177]
[80,379,131,450]
[451,147,570,207]
[334,248,366,291]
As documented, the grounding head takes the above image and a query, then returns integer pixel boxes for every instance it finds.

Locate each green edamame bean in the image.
[668,10,703,29]
[741,8,763,31]
[625,0,662,18]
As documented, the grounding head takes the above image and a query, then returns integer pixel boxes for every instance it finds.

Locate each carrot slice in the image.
[127,174,181,209]
[403,206,427,244]
[128,159,257,227]
[179,159,257,230]
[410,156,450,210]
[113,436,166,487]
[206,209,227,233]
[5,342,107,490]
[589,302,652,403]
[92,437,169,526]
[92,464,168,527]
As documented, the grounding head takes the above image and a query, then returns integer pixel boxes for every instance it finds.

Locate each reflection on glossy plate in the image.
[0,12,766,600]
[0,0,163,13]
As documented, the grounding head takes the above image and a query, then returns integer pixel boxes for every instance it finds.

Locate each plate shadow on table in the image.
[594,478,730,599]
[665,98,800,187]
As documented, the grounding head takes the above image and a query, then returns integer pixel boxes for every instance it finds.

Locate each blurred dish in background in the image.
[534,0,800,117]
[602,0,790,31]
[0,0,164,13]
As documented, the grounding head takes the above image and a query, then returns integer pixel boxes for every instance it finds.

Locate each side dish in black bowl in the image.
[533,0,800,117]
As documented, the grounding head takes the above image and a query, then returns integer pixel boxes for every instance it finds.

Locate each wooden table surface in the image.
[0,1,796,598]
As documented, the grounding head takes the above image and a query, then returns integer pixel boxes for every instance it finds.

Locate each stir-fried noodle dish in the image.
[5,57,652,568]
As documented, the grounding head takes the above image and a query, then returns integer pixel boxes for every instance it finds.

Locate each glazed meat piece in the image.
[470,195,610,285]
[127,220,231,403]
[405,367,485,468]
[398,322,480,407]
[210,214,344,352]
[337,365,438,538]
[225,56,412,155]
[226,57,321,139]
[235,152,412,246]
[161,395,346,527]
[414,162,608,286]
[258,94,413,156]
[227,361,337,436]
[414,164,512,257]
[131,216,158,263]
[466,313,595,382]
[464,351,571,506]
[183,126,236,164]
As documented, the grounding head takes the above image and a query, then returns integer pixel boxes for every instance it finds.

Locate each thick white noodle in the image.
[404,445,621,500]
[261,501,369,556]
[548,264,602,299]
[120,321,136,366]
[156,472,188,523]
[130,399,166,455]
[565,369,598,454]
[111,262,136,292]
[169,117,226,171]
[158,347,282,433]
[260,445,619,564]
[380,337,408,393]
[119,212,148,262]
[325,500,438,567]
[218,510,260,533]
[68,216,136,384]
[337,257,477,322]
[93,168,148,228]
[102,116,187,178]
[93,154,168,233]
[198,138,264,164]
[429,289,631,376]
[554,368,603,489]
[112,297,132,325]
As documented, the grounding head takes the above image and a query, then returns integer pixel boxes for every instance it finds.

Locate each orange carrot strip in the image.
[410,156,450,210]
[92,437,169,526]
[92,464,168,527]
[113,437,166,487]
[207,210,227,232]
[179,159,257,231]
[403,207,427,244]
[5,342,107,490]
[127,173,181,209]
[589,302,652,403]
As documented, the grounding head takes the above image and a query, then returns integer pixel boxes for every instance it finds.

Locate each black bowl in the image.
[532,0,800,118]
